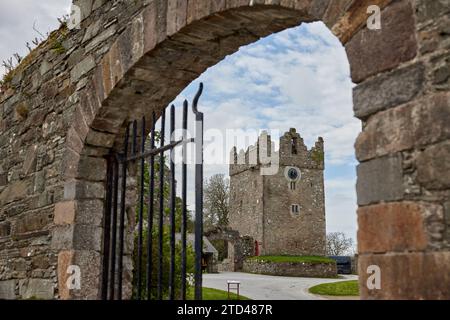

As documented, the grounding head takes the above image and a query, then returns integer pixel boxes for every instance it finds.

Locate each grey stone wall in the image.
[205,227,254,272]
[0,0,448,300]
[243,259,337,278]
[229,129,326,256]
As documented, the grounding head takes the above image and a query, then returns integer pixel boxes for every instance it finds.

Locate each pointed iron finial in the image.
[192,82,203,115]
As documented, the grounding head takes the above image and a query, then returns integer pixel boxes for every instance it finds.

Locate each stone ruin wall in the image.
[0,0,447,299]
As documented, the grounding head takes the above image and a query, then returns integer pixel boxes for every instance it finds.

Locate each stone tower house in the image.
[229,129,326,256]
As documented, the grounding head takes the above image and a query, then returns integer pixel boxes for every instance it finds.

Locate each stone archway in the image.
[0,0,448,300]
[205,227,255,272]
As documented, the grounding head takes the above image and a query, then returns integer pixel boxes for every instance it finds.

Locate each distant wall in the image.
[243,259,337,278]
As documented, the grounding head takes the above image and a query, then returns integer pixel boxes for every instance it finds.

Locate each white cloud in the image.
[1,4,359,242]
[0,0,72,76]
[178,22,359,241]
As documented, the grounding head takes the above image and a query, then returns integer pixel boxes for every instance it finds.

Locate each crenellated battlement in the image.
[229,128,324,176]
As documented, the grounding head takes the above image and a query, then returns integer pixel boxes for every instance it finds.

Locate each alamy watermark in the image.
[67,4,82,30]
[367,5,382,30]
[366,265,381,290]
[66,265,81,290]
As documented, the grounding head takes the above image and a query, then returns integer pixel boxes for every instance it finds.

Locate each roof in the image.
[175,233,218,254]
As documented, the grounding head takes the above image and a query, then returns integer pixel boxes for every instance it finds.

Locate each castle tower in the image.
[229,128,326,256]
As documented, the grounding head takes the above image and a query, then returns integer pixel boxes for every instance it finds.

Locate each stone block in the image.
[167,0,188,36]
[332,0,391,44]
[355,103,413,161]
[356,92,450,160]
[70,56,96,83]
[309,0,330,19]
[13,211,50,235]
[19,278,54,300]
[353,63,424,119]
[21,145,38,176]
[187,0,212,24]
[76,199,104,226]
[54,201,76,225]
[322,0,353,28]
[77,156,106,181]
[73,0,93,21]
[416,140,450,190]
[0,280,16,299]
[51,225,74,250]
[415,0,450,24]
[0,180,30,206]
[356,154,403,205]
[413,92,450,147]
[58,250,102,300]
[57,250,74,300]
[358,202,431,253]
[64,179,105,200]
[359,252,450,299]
[346,0,417,83]
[85,129,116,148]
[73,224,103,251]
[0,221,11,237]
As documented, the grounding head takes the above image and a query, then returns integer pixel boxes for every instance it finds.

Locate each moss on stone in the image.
[311,149,324,164]
[15,102,29,119]
[1,24,68,88]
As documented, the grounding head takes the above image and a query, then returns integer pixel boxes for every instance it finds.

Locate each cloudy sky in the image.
[0,1,359,244]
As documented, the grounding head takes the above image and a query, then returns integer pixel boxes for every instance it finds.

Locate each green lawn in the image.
[187,287,251,300]
[248,255,335,264]
[308,280,359,296]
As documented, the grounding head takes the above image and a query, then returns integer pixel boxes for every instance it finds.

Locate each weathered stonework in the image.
[229,129,326,256]
[0,0,448,300]
[243,258,337,278]
[205,227,255,272]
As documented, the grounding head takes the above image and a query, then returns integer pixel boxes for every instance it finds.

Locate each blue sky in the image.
[173,22,359,242]
[0,2,359,244]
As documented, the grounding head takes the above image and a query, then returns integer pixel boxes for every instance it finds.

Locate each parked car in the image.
[328,256,352,274]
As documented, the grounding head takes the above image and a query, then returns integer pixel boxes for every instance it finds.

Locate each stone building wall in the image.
[243,258,337,278]
[205,227,255,272]
[229,129,326,256]
[0,0,448,299]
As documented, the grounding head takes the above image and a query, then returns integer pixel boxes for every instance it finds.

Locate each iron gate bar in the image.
[157,109,166,300]
[109,155,119,300]
[101,82,204,301]
[169,105,176,299]
[146,113,156,299]
[101,155,113,300]
[124,139,188,162]
[137,117,146,299]
[117,124,130,300]
[193,83,204,300]
[180,100,188,300]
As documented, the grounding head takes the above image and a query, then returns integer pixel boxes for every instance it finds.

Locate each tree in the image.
[204,174,230,230]
[326,232,354,256]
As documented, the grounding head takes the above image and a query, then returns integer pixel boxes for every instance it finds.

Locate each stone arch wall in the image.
[0,0,448,299]
[205,227,255,272]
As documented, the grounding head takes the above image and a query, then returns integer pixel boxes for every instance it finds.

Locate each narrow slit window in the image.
[291,204,300,215]
[291,138,297,155]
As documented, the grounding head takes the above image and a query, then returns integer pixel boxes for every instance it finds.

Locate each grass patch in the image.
[309,280,359,296]
[187,287,251,300]
[248,255,335,264]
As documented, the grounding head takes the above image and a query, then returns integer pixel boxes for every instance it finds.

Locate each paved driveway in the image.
[203,272,359,300]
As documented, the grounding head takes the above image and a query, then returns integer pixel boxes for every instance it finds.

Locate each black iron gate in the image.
[101,84,204,300]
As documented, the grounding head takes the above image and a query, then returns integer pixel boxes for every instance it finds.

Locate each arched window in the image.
[291,204,300,215]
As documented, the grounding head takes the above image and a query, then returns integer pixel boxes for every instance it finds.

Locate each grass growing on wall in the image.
[309,280,359,296]
[248,255,335,264]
